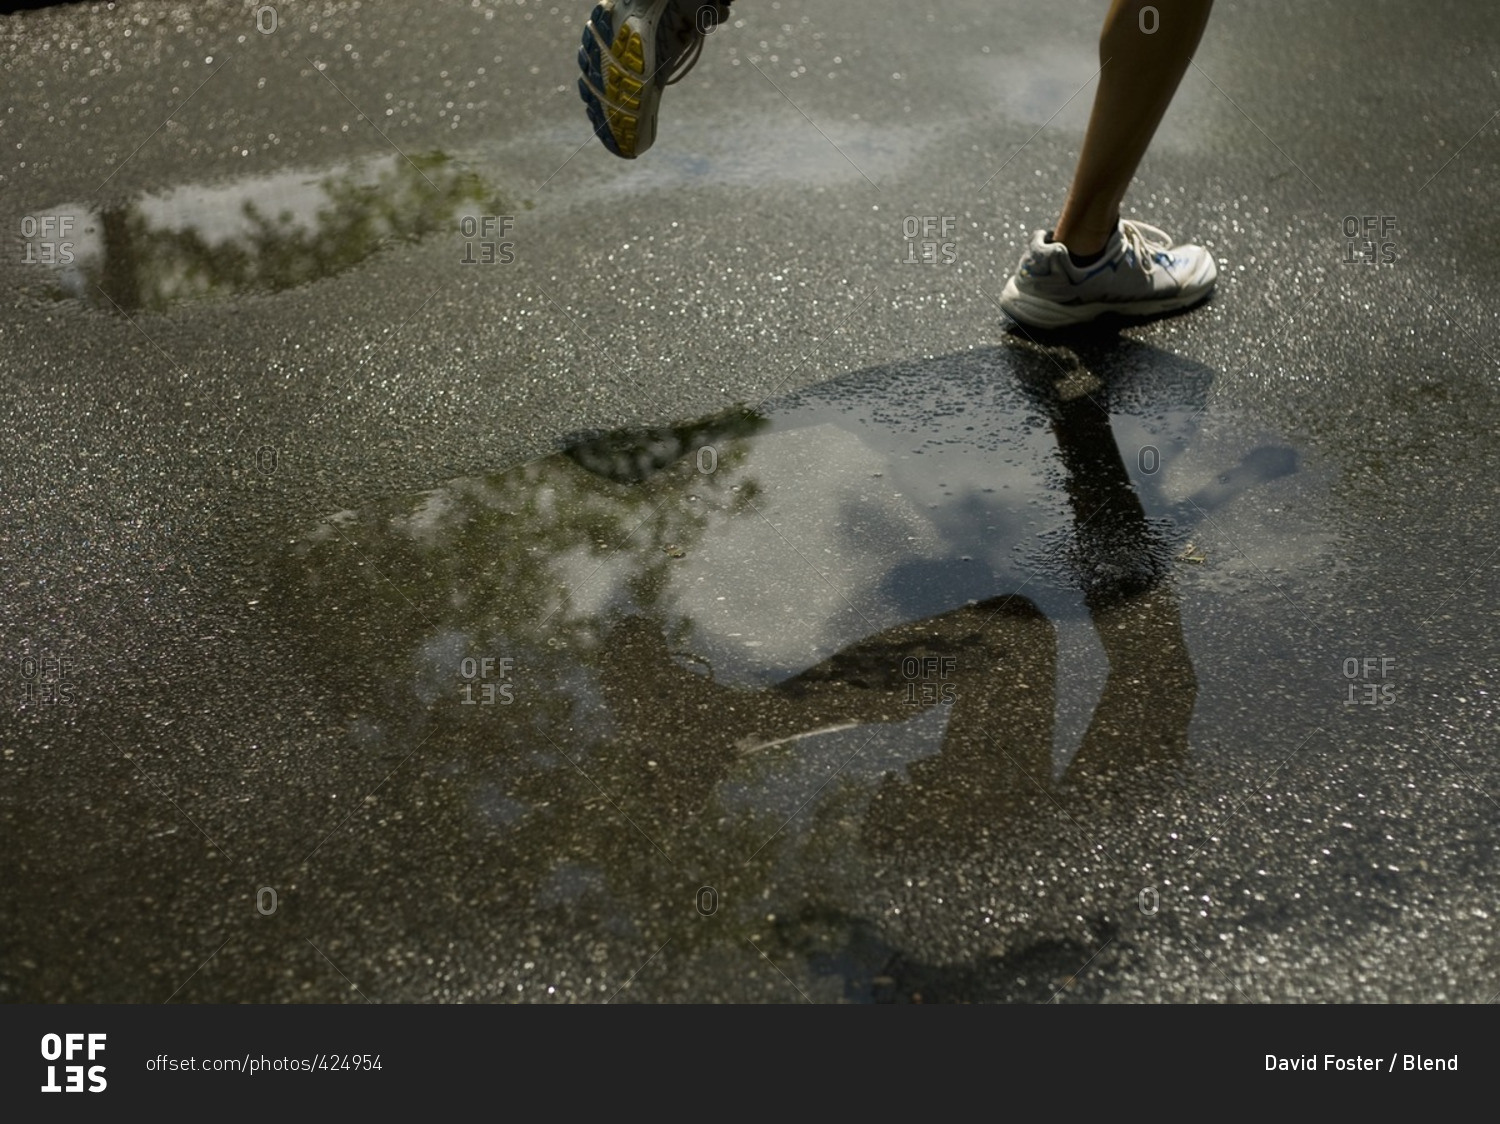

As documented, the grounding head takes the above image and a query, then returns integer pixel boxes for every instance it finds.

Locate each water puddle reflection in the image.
[273,335,1313,1000]
[29,151,506,312]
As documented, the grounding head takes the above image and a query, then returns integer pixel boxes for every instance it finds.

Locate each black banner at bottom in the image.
[0,1003,1484,1114]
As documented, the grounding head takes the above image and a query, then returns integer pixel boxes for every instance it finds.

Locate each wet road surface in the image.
[1,0,1498,1002]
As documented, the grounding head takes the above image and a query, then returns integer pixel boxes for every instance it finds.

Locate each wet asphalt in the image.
[1,0,1498,1003]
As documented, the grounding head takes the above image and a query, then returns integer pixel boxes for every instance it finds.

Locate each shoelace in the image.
[659,2,728,86]
[661,32,703,85]
[1118,219,1176,274]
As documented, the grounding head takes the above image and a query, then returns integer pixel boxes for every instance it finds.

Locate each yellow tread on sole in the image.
[605,24,648,154]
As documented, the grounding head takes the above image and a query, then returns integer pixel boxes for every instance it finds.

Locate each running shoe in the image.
[999,219,1218,329]
[577,0,730,159]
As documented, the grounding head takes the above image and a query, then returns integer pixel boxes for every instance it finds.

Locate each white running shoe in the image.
[999,219,1218,330]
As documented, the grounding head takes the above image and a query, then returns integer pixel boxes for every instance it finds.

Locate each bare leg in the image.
[1053,0,1214,256]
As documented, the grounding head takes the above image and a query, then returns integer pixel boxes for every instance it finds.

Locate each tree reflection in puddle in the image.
[32,151,506,313]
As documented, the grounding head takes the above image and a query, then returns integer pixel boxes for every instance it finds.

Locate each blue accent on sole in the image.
[576,4,623,156]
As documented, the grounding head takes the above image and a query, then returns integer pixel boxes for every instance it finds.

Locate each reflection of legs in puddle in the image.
[1046,374,1196,792]
[596,374,1194,838]
[595,594,1055,825]
[860,361,1196,850]
[1000,1,1219,329]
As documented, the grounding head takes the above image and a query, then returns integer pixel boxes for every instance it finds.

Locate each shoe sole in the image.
[999,273,1217,330]
[577,2,663,158]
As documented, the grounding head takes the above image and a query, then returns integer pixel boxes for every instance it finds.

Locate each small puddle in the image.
[269,335,1320,999]
[26,151,509,313]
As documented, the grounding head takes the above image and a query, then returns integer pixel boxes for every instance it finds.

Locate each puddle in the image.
[269,335,1324,999]
[25,151,509,313]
